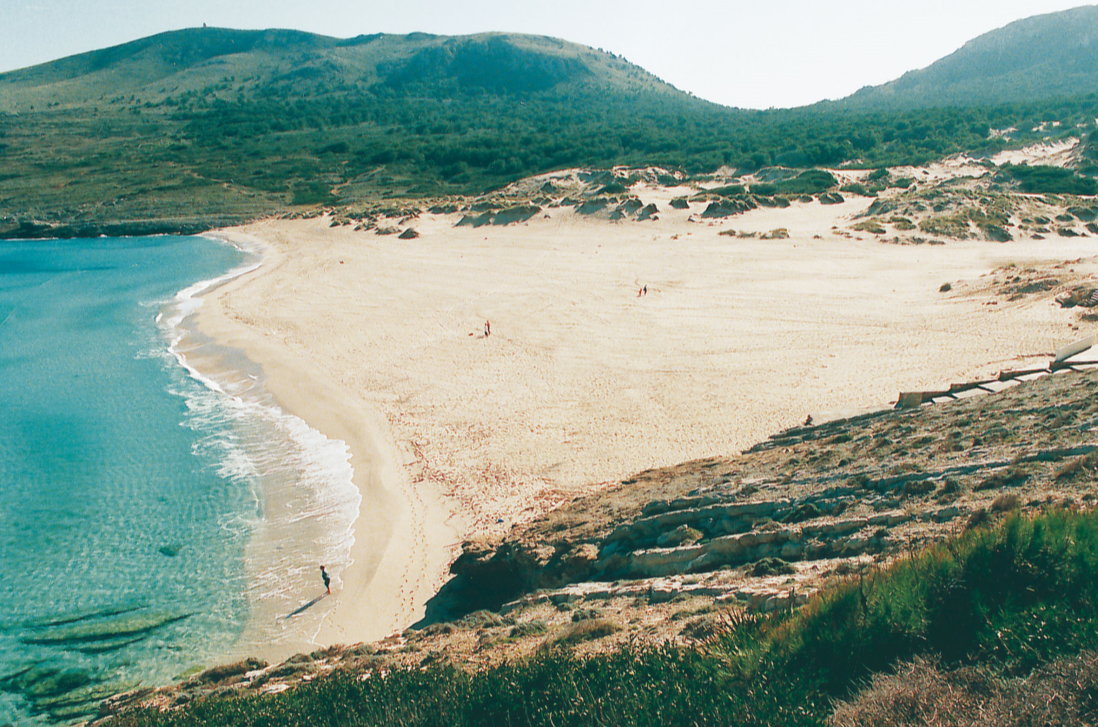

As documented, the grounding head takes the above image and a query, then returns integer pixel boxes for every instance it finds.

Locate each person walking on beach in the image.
[320,565,331,594]
[484,320,491,337]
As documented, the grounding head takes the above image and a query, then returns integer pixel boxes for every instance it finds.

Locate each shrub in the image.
[290,181,337,205]
[544,619,622,648]
[1054,450,1098,480]
[991,493,1021,512]
[1006,164,1098,195]
[774,169,838,195]
[853,219,886,234]
[840,183,873,197]
[831,652,1098,727]
[509,620,548,639]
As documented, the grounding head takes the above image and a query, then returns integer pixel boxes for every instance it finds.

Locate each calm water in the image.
[0,236,359,724]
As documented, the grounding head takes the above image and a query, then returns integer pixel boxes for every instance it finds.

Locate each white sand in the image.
[200,191,1098,651]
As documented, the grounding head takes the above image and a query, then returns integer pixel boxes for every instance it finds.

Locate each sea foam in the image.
[157,238,362,650]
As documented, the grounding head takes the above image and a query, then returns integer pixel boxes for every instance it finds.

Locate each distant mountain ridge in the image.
[0,27,686,110]
[834,5,1098,110]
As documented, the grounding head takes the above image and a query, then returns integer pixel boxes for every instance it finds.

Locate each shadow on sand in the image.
[280,594,327,621]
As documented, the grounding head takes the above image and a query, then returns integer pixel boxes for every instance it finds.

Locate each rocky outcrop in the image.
[446,367,1098,618]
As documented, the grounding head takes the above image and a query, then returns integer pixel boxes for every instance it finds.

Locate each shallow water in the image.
[0,236,359,724]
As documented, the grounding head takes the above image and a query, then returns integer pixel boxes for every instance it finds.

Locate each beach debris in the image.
[1055,335,1095,363]
[1057,286,1098,308]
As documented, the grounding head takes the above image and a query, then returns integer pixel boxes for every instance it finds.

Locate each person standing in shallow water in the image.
[320,565,331,594]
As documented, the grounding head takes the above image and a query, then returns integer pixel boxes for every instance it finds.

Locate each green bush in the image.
[1005,164,1098,195]
[290,181,337,205]
[774,169,838,195]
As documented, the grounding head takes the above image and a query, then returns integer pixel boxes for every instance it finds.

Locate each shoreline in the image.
[188,186,1098,655]
[192,229,459,661]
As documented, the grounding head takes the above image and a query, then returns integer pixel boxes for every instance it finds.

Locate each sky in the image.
[0,0,1092,109]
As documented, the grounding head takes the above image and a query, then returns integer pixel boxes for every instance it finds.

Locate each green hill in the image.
[0,28,683,109]
[2,24,1098,237]
[835,5,1098,110]
[0,27,743,236]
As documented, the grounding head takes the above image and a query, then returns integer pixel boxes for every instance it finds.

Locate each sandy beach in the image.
[199,183,1098,652]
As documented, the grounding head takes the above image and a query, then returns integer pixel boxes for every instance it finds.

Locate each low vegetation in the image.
[110,508,1098,726]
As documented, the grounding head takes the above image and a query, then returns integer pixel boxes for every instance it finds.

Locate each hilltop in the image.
[0,28,682,109]
[835,5,1098,110]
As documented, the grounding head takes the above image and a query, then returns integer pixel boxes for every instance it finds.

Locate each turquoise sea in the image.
[0,236,360,725]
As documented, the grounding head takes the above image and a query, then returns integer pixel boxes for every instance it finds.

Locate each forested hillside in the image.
[836,5,1098,110]
[1,23,1097,237]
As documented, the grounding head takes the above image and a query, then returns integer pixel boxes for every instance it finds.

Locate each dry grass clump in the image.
[829,652,1098,726]
[991,493,1021,513]
[975,465,1029,491]
[964,508,990,530]
[542,619,621,649]
[935,477,963,503]
[1054,450,1098,480]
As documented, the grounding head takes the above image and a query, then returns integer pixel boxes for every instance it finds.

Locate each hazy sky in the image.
[0,1,1091,109]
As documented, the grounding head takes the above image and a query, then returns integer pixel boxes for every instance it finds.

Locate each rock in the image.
[657,525,704,547]
[554,543,600,583]
[624,544,707,578]
[933,506,963,522]
[194,658,267,685]
[982,224,1012,242]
